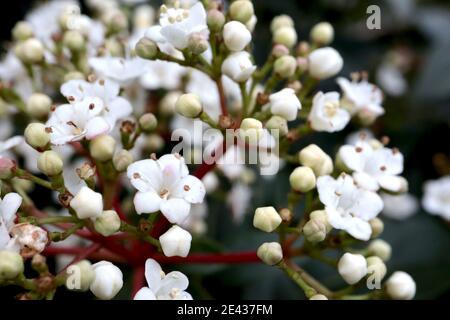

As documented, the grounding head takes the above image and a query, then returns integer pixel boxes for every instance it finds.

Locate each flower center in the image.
[324,101,339,117]
[160,4,189,25]
[159,188,170,199]
[169,288,181,299]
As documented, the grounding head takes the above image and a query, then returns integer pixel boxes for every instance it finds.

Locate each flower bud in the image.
[369,218,384,238]
[37,150,63,176]
[221,51,256,82]
[229,0,254,23]
[385,271,416,300]
[246,15,257,33]
[188,32,209,55]
[265,116,288,137]
[133,5,154,29]
[309,210,332,232]
[253,206,282,233]
[309,294,328,300]
[139,113,158,132]
[0,251,24,280]
[70,186,103,219]
[146,134,165,152]
[257,242,283,266]
[15,38,44,64]
[239,118,263,143]
[90,261,123,300]
[207,9,225,32]
[66,260,95,292]
[310,22,334,46]
[135,37,158,59]
[273,27,297,48]
[338,253,367,285]
[26,93,52,118]
[104,10,128,34]
[279,208,293,223]
[274,55,297,78]
[308,47,343,80]
[64,71,85,82]
[94,210,121,237]
[159,91,181,116]
[303,218,327,243]
[113,150,133,172]
[289,166,316,192]
[63,30,85,52]
[90,135,116,162]
[12,21,33,41]
[366,256,387,280]
[24,123,50,150]
[272,44,289,58]
[223,21,252,52]
[175,93,203,118]
[159,225,192,258]
[367,239,391,262]
[270,15,294,33]
[298,144,333,176]
[0,157,16,180]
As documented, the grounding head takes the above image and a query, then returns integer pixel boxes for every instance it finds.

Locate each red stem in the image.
[216,78,228,116]
[151,251,260,264]
[131,264,146,298]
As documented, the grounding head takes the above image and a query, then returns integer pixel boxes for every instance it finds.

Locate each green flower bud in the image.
[94,210,121,237]
[270,15,294,33]
[253,206,282,233]
[367,239,391,262]
[175,93,203,118]
[90,135,116,162]
[366,256,387,280]
[0,251,24,280]
[139,113,158,132]
[274,55,297,78]
[229,0,254,23]
[289,166,316,192]
[135,37,158,60]
[63,30,85,52]
[188,33,209,55]
[37,150,63,176]
[26,93,52,119]
[15,38,44,64]
[310,22,334,46]
[24,123,50,150]
[266,115,288,137]
[369,217,384,238]
[207,9,225,32]
[303,218,327,243]
[112,150,134,172]
[273,26,297,48]
[12,21,33,41]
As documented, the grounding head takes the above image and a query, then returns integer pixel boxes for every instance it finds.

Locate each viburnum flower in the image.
[308,91,350,132]
[0,193,23,252]
[89,56,148,85]
[337,77,385,119]
[127,154,206,224]
[337,137,406,192]
[145,2,208,51]
[422,176,450,221]
[267,88,301,121]
[317,173,384,240]
[134,258,192,300]
[140,60,186,90]
[221,51,256,82]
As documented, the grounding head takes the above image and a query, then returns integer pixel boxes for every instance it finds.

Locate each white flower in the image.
[0,193,23,252]
[221,51,256,83]
[308,91,350,132]
[385,271,416,300]
[337,77,385,118]
[376,63,407,97]
[422,176,450,221]
[381,193,418,220]
[90,261,123,300]
[338,139,406,192]
[146,2,208,51]
[267,88,301,121]
[89,56,148,85]
[127,154,206,224]
[223,21,251,52]
[159,225,192,257]
[317,174,383,240]
[140,60,186,90]
[70,187,103,219]
[0,52,33,100]
[134,258,192,300]
[308,47,343,79]
[338,253,367,285]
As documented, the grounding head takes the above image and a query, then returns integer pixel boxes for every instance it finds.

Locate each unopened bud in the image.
[273,26,297,48]
[309,210,331,232]
[175,93,203,118]
[229,0,254,23]
[70,186,103,219]
[135,37,158,59]
[113,150,134,172]
[289,166,316,192]
[367,239,391,262]
[385,271,416,300]
[253,206,282,233]
[366,256,387,280]
[271,44,289,58]
[15,38,44,64]
[94,210,121,237]
[223,21,251,52]
[207,9,225,32]
[64,71,85,82]
[0,251,24,280]
[188,33,209,55]
[24,123,50,150]
[279,208,293,223]
[369,218,384,238]
[0,157,16,179]
[37,150,63,176]
[338,253,367,285]
[90,135,116,162]
[257,242,283,266]
[63,30,85,51]
[310,22,334,46]
[298,144,333,176]
[139,113,158,132]
[303,218,327,243]
[266,116,288,137]
[239,118,263,143]
[274,55,297,78]
[66,260,95,292]
[12,21,33,41]
[159,225,192,258]
[26,93,52,118]
[270,15,294,33]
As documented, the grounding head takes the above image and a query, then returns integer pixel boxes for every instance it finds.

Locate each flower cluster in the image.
[0,0,443,301]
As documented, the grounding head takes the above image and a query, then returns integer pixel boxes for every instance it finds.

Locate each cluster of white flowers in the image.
[0,0,442,301]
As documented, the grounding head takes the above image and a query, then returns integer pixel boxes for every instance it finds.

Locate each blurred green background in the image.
[1,0,449,299]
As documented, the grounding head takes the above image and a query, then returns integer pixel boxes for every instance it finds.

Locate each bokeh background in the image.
[1,0,449,299]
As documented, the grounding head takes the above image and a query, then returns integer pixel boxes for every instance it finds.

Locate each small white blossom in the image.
[308,91,350,132]
[381,193,418,220]
[159,225,192,257]
[134,258,192,300]
[267,88,301,121]
[90,261,123,300]
[221,51,256,83]
[89,56,148,85]
[223,21,251,52]
[422,176,450,221]
[317,173,383,240]
[308,47,343,79]
[127,154,206,224]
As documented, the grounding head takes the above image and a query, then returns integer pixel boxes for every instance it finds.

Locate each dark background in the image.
[1,0,449,299]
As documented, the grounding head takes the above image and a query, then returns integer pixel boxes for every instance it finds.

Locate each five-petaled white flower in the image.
[46,78,132,145]
[422,176,450,221]
[127,154,206,224]
[337,137,406,192]
[337,77,385,118]
[134,258,192,300]
[317,173,384,241]
[308,91,350,132]
[146,2,208,51]
[0,193,23,252]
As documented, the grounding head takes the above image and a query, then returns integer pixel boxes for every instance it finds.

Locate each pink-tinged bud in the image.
[0,157,16,179]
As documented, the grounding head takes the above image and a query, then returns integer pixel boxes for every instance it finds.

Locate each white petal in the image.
[85,117,110,140]
[133,191,162,215]
[160,26,188,50]
[0,193,22,227]
[173,175,206,204]
[353,171,379,191]
[160,198,191,224]
[134,287,156,300]
[378,175,407,193]
[144,258,163,292]
[158,271,189,297]
[127,159,162,192]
